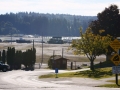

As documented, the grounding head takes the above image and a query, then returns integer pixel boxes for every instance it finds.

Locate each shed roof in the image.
[55,57,69,60]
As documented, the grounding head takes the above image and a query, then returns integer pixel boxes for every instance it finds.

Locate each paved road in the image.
[0,69,119,90]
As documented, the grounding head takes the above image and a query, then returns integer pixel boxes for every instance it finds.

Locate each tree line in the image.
[0,12,96,36]
[0,47,36,70]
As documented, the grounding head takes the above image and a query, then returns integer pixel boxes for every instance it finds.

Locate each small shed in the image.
[51,55,68,69]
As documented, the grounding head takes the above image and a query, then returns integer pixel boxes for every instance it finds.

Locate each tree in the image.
[6,47,15,69]
[70,27,112,70]
[22,48,36,70]
[0,21,19,35]
[0,51,1,61]
[89,4,120,37]
[48,55,54,69]
[2,50,6,64]
[15,50,22,69]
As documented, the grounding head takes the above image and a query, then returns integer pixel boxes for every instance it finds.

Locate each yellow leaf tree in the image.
[71,27,112,70]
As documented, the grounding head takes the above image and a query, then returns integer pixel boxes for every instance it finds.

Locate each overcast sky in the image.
[0,0,120,16]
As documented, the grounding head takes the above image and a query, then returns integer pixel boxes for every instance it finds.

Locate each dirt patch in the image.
[0,42,106,64]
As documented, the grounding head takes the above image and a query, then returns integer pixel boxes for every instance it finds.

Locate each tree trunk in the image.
[90,60,94,71]
[106,53,112,61]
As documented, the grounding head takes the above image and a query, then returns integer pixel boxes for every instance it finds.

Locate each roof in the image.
[51,55,69,60]
[55,57,68,60]
[52,55,61,60]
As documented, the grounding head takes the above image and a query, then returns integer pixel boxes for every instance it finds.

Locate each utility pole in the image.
[41,34,43,67]
[69,26,71,45]
[62,48,63,58]
[11,33,12,44]
[53,50,55,69]
[53,50,55,59]
[39,33,43,69]
[33,39,34,49]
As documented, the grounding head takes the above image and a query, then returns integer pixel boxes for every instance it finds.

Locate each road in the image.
[0,69,119,90]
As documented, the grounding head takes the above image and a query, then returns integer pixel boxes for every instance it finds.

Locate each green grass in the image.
[97,84,120,88]
[39,67,120,88]
[39,67,114,79]
[94,60,114,68]
[107,79,120,83]
[97,79,120,88]
[74,67,113,79]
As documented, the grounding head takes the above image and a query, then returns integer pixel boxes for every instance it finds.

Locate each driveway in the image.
[0,69,119,90]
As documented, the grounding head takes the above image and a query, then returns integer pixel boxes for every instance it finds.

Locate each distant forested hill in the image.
[0,12,97,36]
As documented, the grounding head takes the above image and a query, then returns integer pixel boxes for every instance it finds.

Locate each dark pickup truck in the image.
[0,62,9,72]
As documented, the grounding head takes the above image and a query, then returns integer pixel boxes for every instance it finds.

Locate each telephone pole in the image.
[39,33,43,69]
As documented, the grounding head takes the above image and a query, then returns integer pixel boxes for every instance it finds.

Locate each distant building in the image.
[16,38,32,43]
[48,37,64,44]
[50,55,68,69]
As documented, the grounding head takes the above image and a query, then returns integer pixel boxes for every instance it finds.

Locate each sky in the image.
[0,0,120,16]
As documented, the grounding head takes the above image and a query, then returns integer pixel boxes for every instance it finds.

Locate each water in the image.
[0,35,81,43]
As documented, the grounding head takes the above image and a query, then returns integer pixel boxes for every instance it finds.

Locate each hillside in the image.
[0,12,97,36]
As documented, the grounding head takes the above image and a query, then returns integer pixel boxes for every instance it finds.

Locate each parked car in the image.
[0,39,2,42]
[0,62,9,72]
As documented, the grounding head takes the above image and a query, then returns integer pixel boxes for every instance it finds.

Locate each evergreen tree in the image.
[2,50,6,64]
[89,4,120,37]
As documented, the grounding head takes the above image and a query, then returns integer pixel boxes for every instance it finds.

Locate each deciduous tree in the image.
[71,27,112,70]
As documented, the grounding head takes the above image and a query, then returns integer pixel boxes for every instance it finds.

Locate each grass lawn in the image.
[39,67,114,79]
[39,67,120,88]
[97,79,120,88]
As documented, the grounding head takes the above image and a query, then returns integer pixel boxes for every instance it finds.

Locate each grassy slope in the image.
[39,67,113,79]
[39,67,120,88]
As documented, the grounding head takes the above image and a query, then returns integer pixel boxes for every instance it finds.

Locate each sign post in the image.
[112,66,120,74]
[55,68,58,78]
[110,53,120,66]
[110,39,120,52]
[110,39,120,86]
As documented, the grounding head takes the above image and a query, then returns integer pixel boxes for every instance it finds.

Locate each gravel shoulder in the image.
[39,77,112,87]
[0,69,119,90]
